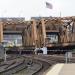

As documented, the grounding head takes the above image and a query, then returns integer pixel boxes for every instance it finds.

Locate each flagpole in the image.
[60,11,61,17]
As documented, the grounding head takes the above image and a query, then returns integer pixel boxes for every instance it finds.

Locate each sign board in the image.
[67,52,72,58]
[41,47,47,54]
[65,52,72,63]
[65,52,72,58]
[34,47,47,54]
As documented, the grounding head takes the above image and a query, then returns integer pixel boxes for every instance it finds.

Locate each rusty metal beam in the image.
[0,22,3,42]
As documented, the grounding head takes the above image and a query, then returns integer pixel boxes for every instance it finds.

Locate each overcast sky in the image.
[0,0,74,20]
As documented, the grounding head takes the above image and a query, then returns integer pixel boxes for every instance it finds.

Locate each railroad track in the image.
[32,60,50,75]
[1,54,75,75]
[31,54,75,75]
[0,55,26,75]
[23,54,65,75]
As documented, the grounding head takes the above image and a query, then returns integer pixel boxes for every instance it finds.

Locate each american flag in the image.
[46,2,53,9]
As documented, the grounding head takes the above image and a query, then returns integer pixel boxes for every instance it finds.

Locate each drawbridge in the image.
[0,17,75,53]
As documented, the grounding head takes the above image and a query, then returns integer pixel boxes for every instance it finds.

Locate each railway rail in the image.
[1,54,75,75]
[23,54,65,75]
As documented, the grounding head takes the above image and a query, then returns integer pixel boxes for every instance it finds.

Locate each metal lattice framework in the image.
[0,17,75,50]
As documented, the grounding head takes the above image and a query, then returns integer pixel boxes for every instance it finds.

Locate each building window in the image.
[46,34,58,43]
[3,34,22,46]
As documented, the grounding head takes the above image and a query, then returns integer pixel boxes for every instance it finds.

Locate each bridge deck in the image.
[47,42,75,50]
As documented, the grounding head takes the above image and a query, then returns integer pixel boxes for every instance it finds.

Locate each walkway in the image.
[45,63,75,75]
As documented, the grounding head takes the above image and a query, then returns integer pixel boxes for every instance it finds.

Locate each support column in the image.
[72,21,75,42]
[31,19,37,47]
[41,18,46,46]
[0,22,3,42]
